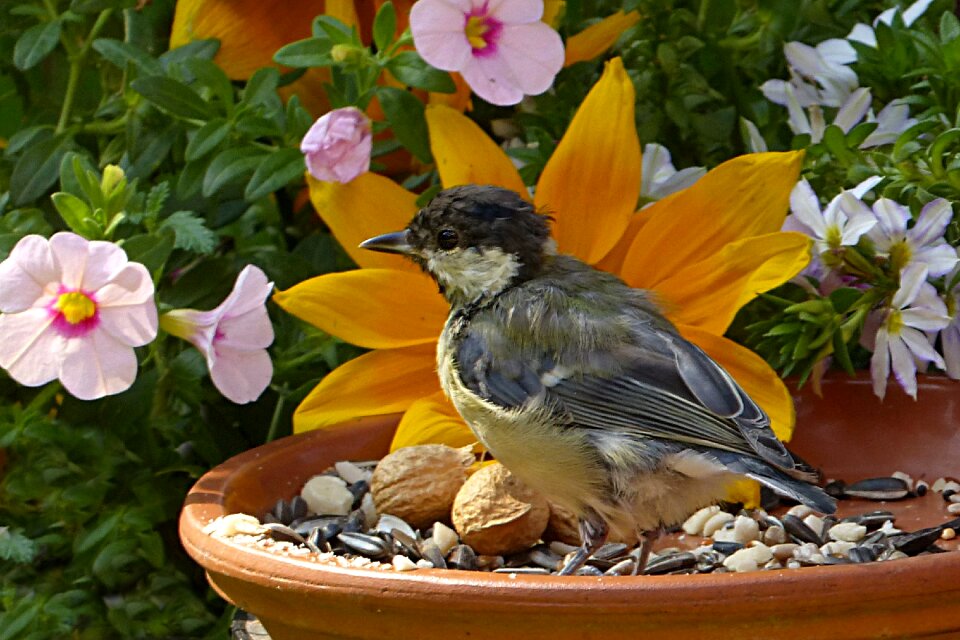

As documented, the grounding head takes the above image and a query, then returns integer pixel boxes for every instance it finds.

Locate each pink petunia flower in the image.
[160,265,274,404]
[0,232,158,400]
[410,0,564,106]
[870,264,950,400]
[301,107,373,183]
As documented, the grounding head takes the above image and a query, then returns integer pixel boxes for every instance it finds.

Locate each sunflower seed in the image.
[338,532,391,559]
[782,514,822,545]
[264,523,305,545]
[643,551,696,575]
[447,544,478,571]
[843,477,910,501]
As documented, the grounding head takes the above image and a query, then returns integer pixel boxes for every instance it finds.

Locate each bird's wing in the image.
[454,313,795,470]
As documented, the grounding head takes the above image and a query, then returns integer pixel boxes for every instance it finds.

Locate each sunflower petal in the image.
[534,58,640,264]
[564,11,640,67]
[593,210,649,275]
[293,344,441,432]
[426,105,526,193]
[391,391,476,450]
[170,0,325,79]
[677,325,796,442]
[273,269,447,349]
[307,172,420,271]
[620,151,803,289]
[658,232,811,334]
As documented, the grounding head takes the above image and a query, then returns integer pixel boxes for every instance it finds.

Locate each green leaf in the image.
[5,124,53,155]
[131,76,213,120]
[376,86,432,163]
[832,330,855,375]
[828,287,863,314]
[51,192,100,237]
[93,38,162,75]
[159,38,220,68]
[123,230,175,272]
[158,211,217,253]
[273,37,333,68]
[186,58,235,116]
[185,118,231,162]
[0,601,42,640]
[71,154,105,210]
[0,527,37,563]
[243,67,281,108]
[313,15,353,43]
[285,95,314,139]
[941,11,960,44]
[13,21,61,71]
[245,148,306,200]
[73,511,123,555]
[10,135,70,206]
[58,151,98,198]
[176,158,209,199]
[386,51,456,93]
[71,0,135,12]
[373,1,397,52]
[203,147,267,196]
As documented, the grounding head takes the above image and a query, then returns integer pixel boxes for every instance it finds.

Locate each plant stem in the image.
[26,382,61,415]
[265,385,288,443]
[55,9,113,134]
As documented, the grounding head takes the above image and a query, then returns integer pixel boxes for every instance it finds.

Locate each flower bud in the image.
[300,107,373,184]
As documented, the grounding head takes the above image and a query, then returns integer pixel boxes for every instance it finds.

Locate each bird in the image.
[359,184,836,576]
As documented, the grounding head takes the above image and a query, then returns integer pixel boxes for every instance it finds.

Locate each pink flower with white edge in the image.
[301,107,372,183]
[410,0,564,106]
[0,232,157,400]
[160,265,274,404]
[870,264,950,400]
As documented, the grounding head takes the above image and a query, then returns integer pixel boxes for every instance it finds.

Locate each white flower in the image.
[867,198,959,276]
[761,39,859,109]
[0,233,157,400]
[785,86,873,143]
[859,99,917,148]
[848,0,934,48]
[161,265,274,404]
[941,259,960,379]
[740,118,768,153]
[639,143,705,204]
[870,263,950,399]
[784,176,881,256]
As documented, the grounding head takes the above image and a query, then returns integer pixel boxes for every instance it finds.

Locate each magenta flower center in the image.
[51,288,99,337]
[464,7,502,55]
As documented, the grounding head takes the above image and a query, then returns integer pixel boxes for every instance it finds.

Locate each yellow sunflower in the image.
[274,57,810,467]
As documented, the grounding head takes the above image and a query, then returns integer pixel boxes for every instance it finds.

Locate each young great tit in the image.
[361,184,836,575]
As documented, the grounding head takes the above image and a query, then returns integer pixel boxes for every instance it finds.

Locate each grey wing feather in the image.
[455,317,797,473]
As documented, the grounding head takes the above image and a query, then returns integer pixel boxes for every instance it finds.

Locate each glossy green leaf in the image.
[131,76,213,120]
[123,230,176,272]
[10,135,70,206]
[373,1,396,52]
[273,37,333,68]
[13,21,61,71]
[93,38,163,75]
[376,86,432,163]
[202,147,266,196]
[245,148,305,200]
[51,192,100,237]
[185,118,231,162]
[386,51,456,93]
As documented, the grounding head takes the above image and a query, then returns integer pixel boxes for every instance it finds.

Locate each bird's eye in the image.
[437,229,459,250]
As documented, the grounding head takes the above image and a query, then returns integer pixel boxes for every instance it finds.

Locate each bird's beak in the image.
[359,230,415,255]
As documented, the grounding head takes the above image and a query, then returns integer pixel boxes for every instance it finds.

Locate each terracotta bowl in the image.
[180,375,960,640]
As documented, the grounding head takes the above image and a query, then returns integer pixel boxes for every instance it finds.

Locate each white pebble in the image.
[392,555,418,571]
[884,550,908,561]
[334,460,370,485]
[891,471,913,490]
[431,521,459,555]
[301,475,353,516]
[360,492,378,527]
[944,480,960,494]
[703,511,735,537]
[203,513,266,538]
[792,542,820,561]
[722,549,759,573]
[941,528,956,540]
[948,503,960,515]
[879,520,902,535]
[682,505,720,536]
[802,514,824,539]
[932,478,948,493]
[786,504,813,519]
[821,541,855,556]
[712,526,739,543]
[950,493,960,504]
[734,515,760,543]
[786,560,801,569]
[829,522,867,543]
[416,559,435,569]
[762,526,787,546]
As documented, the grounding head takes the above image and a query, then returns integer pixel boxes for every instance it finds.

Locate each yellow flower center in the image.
[55,291,96,325]
[888,240,912,273]
[465,15,491,49]
[824,225,842,250]
[885,308,904,336]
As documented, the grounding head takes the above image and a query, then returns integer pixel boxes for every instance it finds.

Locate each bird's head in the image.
[360,185,553,307]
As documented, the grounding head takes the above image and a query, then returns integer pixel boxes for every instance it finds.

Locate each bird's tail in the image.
[714,451,837,514]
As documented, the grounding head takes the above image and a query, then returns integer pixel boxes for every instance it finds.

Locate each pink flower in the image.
[411,0,564,106]
[160,265,274,404]
[0,232,158,400]
[301,107,372,183]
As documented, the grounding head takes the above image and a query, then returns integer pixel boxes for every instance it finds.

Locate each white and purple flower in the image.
[866,198,959,276]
